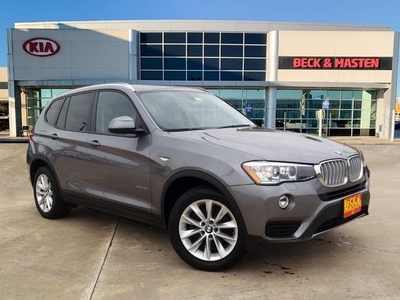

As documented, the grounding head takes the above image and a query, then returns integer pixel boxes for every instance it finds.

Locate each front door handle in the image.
[88,140,101,147]
[49,133,58,140]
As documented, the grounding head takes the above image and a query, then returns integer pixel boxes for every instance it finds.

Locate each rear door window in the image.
[65,93,94,132]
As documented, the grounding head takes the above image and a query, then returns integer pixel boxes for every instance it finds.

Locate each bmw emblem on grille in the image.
[334,150,342,155]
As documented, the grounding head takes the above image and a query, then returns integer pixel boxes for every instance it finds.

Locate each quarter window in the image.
[95,91,137,134]
[45,98,65,126]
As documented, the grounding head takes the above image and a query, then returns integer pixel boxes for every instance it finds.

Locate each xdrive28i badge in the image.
[22,38,60,57]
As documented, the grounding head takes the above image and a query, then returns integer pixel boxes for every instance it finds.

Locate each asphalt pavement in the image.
[0,143,399,300]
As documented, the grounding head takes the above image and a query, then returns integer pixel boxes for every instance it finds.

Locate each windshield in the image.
[136,89,255,131]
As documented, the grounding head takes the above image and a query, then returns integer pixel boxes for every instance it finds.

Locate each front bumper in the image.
[227,170,370,249]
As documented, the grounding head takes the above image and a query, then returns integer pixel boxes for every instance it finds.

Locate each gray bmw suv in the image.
[27,83,370,271]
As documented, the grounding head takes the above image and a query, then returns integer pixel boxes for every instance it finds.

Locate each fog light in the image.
[278,195,290,209]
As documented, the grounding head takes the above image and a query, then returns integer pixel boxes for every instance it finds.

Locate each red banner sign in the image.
[279,57,392,70]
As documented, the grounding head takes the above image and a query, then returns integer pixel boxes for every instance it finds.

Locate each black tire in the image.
[33,167,71,219]
[168,186,246,271]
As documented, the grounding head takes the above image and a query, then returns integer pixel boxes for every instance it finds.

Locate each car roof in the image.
[55,83,210,97]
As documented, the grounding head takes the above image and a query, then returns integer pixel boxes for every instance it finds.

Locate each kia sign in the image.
[22,38,60,57]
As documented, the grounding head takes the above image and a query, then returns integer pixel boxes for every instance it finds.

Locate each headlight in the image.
[242,161,316,184]
[358,149,366,167]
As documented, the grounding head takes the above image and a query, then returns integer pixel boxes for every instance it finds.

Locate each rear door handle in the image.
[49,133,58,140]
[88,140,101,147]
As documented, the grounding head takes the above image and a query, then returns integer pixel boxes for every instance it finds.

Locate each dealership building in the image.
[3,20,399,138]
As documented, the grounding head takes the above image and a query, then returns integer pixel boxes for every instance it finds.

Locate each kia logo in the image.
[22,38,60,57]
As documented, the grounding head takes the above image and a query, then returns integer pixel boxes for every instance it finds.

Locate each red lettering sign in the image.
[22,38,60,57]
[292,57,382,69]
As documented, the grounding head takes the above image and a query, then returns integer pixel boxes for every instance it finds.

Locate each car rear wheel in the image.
[34,167,71,219]
[169,186,246,271]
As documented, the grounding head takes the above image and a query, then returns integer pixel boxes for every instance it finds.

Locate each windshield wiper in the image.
[217,124,252,129]
[165,127,212,132]
[165,125,252,132]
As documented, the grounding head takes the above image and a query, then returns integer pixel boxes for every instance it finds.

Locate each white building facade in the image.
[6,20,399,138]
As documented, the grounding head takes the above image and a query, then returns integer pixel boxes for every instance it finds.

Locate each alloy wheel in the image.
[35,174,54,213]
[178,199,238,261]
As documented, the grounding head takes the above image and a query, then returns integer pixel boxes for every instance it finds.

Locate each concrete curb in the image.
[0,138,28,144]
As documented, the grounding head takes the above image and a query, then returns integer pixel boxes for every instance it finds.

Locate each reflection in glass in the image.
[204,72,219,81]
[204,33,220,43]
[187,71,202,81]
[164,45,186,56]
[164,58,186,70]
[221,71,242,81]
[188,32,203,43]
[204,58,219,70]
[245,33,267,44]
[140,33,162,43]
[164,71,186,80]
[221,45,243,57]
[141,71,162,80]
[141,45,162,56]
[244,72,265,81]
[187,45,202,57]
[164,32,186,43]
[221,33,243,44]
[328,90,341,99]
[141,58,162,69]
[187,58,203,70]
[221,58,243,70]
[244,46,266,57]
[244,59,266,70]
[204,45,219,57]
[219,89,243,100]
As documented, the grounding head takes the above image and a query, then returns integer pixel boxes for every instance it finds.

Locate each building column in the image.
[129,30,139,81]
[8,81,22,137]
[266,31,279,128]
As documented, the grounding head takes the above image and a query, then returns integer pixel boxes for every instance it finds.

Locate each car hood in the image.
[169,127,358,164]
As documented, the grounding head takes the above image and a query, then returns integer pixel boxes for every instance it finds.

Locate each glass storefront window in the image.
[341,90,353,99]
[309,90,328,100]
[276,89,377,137]
[244,89,265,100]
[353,90,363,99]
[328,90,341,99]
[219,89,243,100]
[277,90,301,99]
[207,89,220,96]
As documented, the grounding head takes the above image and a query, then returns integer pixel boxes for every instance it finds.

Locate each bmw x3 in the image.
[27,83,370,271]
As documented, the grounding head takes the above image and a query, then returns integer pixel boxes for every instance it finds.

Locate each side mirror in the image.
[108,116,145,135]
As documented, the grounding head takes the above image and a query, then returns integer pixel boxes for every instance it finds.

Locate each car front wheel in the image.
[33,167,71,219]
[169,186,246,271]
